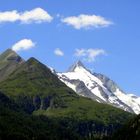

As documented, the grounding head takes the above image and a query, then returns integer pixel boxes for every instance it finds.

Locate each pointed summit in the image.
[0,49,24,81]
[67,60,85,72]
[2,48,15,54]
[26,57,51,70]
[12,57,53,77]
[0,48,24,63]
[27,57,40,64]
[76,60,85,67]
[0,49,15,60]
[0,48,16,56]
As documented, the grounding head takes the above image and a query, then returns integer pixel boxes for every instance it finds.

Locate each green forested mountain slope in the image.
[0,57,134,139]
[112,114,140,140]
[0,91,80,140]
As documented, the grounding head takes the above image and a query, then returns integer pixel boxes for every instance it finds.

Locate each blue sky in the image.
[0,0,140,96]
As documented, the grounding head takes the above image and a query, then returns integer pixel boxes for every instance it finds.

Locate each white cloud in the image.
[62,14,113,29]
[0,10,19,23]
[0,8,53,24]
[75,48,106,62]
[54,48,64,56]
[20,8,53,24]
[12,39,35,52]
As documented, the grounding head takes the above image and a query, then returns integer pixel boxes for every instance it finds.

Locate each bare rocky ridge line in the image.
[57,61,140,114]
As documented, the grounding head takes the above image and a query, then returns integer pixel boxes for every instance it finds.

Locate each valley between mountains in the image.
[0,49,139,140]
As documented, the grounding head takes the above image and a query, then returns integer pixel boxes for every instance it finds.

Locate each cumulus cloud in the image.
[54,48,64,56]
[75,48,106,62]
[62,14,112,29]
[12,39,35,52]
[0,10,19,23]
[20,8,53,23]
[0,8,53,24]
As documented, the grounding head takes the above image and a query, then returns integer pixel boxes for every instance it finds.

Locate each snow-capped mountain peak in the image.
[67,60,86,72]
[57,61,140,114]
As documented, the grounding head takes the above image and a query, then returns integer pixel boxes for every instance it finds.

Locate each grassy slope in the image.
[0,57,75,96]
[34,96,132,124]
[0,57,135,139]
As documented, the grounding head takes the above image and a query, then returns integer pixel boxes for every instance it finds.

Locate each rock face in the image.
[0,49,24,81]
[57,61,140,114]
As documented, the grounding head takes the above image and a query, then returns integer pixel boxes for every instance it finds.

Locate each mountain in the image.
[68,60,86,72]
[0,49,24,81]
[112,114,140,140]
[57,61,140,114]
[0,91,79,140]
[0,57,78,113]
[0,50,134,139]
